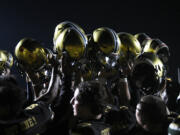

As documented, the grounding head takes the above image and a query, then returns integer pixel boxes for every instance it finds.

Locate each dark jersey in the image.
[163,79,180,112]
[42,74,74,135]
[104,105,136,135]
[0,101,54,135]
[70,120,111,135]
[129,113,177,135]
[129,123,169,135]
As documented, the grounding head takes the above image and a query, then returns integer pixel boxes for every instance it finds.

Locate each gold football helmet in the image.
[15,38,52,72]
[0,50,13,75]
[93,27,121,55]
[54,27,87,59]
[143,38,170,64]
[15,38,55,101]
[134,33,151,50]
[118,32,141,64]
[92,27,121,76]
[53,21,85,46]
[131,52,165,94]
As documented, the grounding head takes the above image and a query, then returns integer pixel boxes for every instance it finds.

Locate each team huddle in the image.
[0,21,179,135]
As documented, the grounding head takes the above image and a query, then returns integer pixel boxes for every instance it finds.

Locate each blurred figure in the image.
[143,38,174,109]
[70,80,135,135]
[118,32,142,77]
[43,53,75,135]
[14,38,60,105]
[168,115,180,135]
[0,75,54,135]
[160,77,180,113]
[14,37,74,135]
[131,95,171,135]
[0,50,13,76]
[54,22,88,88]
[114,32,142,106]
[131,44,179,112]
[92,27,121,77]
[131,52,165,95]
[97,32,142,107]
[104,105,136,135]
[129,52,166,109]
[70,81,112,135]
[92,27,127,106]
[43,21,88,135]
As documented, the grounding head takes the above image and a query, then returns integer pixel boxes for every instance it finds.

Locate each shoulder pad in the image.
[71,123,93,135]
[101,128,110,135]
[119,106,129,111]
[104,105,112,113]
[78,122,92,127]
[25,104,39,110]
[71,132,83,135]
[166,77,172,82]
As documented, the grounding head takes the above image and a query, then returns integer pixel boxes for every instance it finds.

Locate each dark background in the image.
[0,1,180,87]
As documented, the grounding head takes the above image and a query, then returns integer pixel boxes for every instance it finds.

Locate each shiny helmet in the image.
[92,27,121,71]
[134,33,151,50]
[53,21,86,46]
[15,38,52,72]
[15,38,54,101]
[54,27,87,59]
[0,50,13,75]
[168,116,180,135]
[131,52,165,95]
[143,38,170,64]
[118,32,142,64]
[93,27,121,55]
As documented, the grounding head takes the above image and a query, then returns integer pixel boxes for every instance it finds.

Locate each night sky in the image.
[0,0,180,87]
